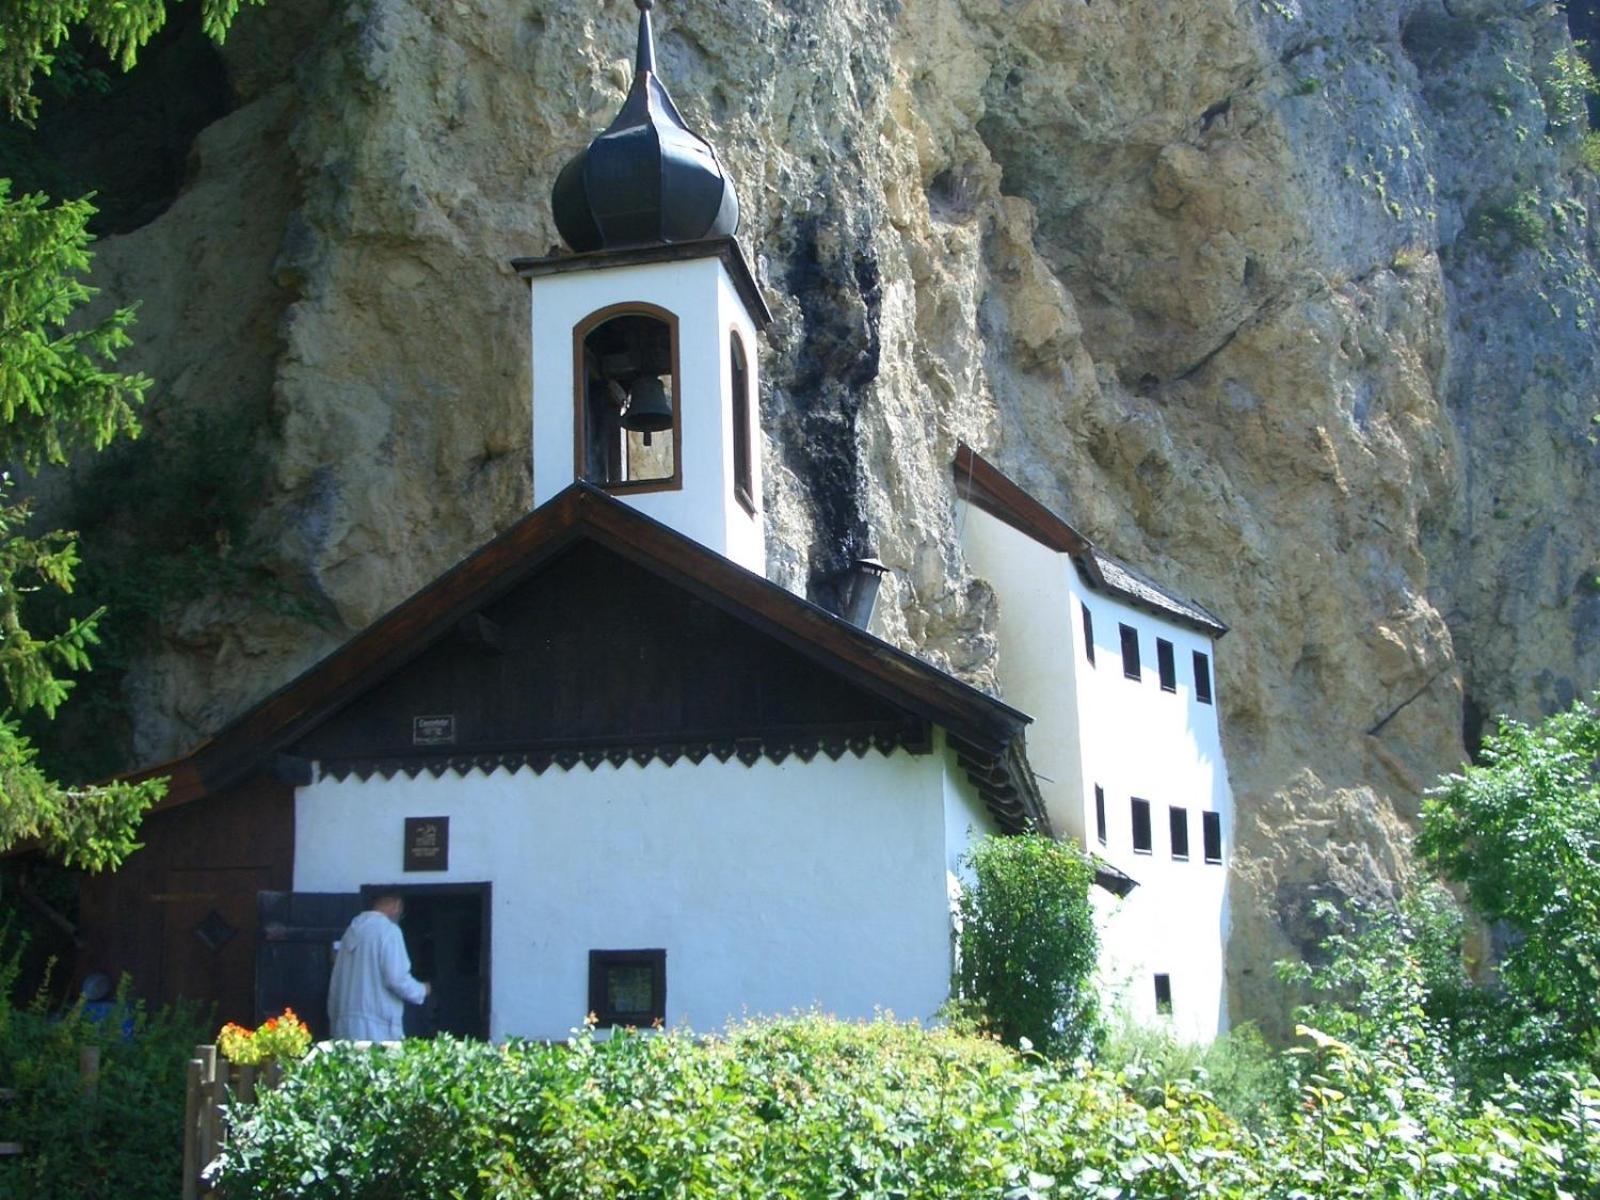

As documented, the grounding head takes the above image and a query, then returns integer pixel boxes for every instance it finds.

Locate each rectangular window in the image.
[1081,604,1096,666]
[730,333,755,515]
[1119,624,1141,680]
[1194,650,1213,705]
[1154,973,1173,1015]
[1157,638,1176,692]
[1131,797,1152,854]
[1095,785,1107,845]
[588,949,667,1027]
[1203,812,1223,865]
[1169,806,1189,861]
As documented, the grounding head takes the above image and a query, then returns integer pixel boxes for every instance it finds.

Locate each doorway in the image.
[361,882,491,1040]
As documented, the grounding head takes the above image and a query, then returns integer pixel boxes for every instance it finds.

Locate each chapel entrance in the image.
[361,882,491,1040]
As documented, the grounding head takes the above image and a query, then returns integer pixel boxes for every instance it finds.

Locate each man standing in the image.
[328,892,429,1041]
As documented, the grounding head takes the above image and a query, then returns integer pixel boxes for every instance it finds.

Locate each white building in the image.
[956,447,1233,1042]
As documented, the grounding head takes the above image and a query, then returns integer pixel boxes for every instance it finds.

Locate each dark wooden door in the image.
[155,866,274,1025]
[254,891,363,1039]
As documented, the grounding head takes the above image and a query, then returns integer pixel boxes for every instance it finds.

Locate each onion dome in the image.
[552,0,740,252]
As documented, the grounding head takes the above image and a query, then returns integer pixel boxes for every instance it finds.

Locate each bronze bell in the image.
[622,375,673,434]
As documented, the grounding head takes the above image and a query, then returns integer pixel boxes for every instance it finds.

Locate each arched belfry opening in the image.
[576,306,680,491]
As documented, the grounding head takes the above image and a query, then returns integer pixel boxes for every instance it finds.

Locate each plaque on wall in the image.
[403,816,449,872]
[412,714,456,746]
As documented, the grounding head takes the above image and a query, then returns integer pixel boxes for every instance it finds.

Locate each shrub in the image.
[1099,1015,1293,1132]
[953,833,1099,1059]
[213,1015,1600,1200]
[0,949,210,1200]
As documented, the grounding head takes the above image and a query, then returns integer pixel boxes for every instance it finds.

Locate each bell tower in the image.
[514,0,771,574]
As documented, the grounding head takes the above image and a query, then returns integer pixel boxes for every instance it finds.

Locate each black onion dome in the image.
[552,0,740,252]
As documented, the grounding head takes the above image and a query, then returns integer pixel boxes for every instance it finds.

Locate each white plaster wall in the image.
[956,503,1086,842]
[1066,573,1231,1044]
[528,256,765,574]
[295,749,966,1039]
[958,501,1232,1043]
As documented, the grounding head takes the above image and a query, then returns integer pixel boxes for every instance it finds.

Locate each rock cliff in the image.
[44,0,1600,1030]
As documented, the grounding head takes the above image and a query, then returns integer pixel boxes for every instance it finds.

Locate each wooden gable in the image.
[289,540,928,775]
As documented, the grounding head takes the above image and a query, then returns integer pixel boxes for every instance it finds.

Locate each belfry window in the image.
[731,331,754,514]
[575,306,680,491]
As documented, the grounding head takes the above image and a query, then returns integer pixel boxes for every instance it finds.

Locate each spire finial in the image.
[635,0,656,76]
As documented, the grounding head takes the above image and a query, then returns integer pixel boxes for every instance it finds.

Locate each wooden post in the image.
[237,1062,256,1106]
[182,1058,203,1200]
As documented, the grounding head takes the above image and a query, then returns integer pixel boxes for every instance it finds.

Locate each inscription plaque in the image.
[412,714,456,746]
[403,816,449,872]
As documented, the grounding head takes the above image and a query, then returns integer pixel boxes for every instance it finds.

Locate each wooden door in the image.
[154,866,274,1026]
[254,891,363,1039]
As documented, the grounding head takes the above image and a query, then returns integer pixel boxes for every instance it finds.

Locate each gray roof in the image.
[1075,549,1229,638]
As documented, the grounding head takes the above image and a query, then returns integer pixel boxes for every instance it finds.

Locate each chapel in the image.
[68,0,1233,1044]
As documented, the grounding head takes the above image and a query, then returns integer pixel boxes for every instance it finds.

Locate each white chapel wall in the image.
[294,748,960,1040]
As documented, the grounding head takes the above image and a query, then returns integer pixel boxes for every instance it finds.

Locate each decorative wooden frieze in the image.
[314,722,931,785]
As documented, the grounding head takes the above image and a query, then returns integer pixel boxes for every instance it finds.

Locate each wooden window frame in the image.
[1202,811,1223,865]
[1157,638,1176,693]
[588,948,667,1027]
[730,329,755,516]
[1169,805,1189,861]
[572,303,683,495]
[1194,650,1213,705]
[1119,624,1141,681]
[1081,603,1095,666]
[1130,797,1152,855]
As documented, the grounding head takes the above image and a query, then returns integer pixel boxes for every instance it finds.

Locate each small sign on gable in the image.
[412,714,456,746]
[403,817,449,872]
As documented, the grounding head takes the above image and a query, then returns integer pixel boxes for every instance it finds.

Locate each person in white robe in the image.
[328,893,429,1041]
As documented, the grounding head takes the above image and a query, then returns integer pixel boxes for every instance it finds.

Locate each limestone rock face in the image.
[79,0,1600,1031]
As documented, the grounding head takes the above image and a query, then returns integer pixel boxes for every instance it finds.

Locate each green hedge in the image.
[215,1016,1600,1199]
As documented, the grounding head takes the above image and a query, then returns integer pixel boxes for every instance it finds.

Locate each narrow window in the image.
[1169,806,1189,861]
[1094,785,1107,846]
[1119,624,1141,680]
[730,332,755,515]
[1153,973,1173,1015]
[575,306,679,492]
[1157,638,1176,693]
[1131,797,1152,854]
[1194,650,1213,705]
[1081,604,1096,666]
[1203,812,1223,865]
[588,949,667,1027]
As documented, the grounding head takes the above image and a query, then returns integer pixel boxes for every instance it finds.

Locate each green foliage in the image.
[213,1015,1600,1200]
[0,179,163,867]
[1541,43,1600,131]
[1468,190,1549,258]
[1098,1016,1293,1133]
[0,0,261,123]
[1418,692,1600,1074]
[0,931,211,1200]
[954,833,1100,1059]
[1582,130,1600,173]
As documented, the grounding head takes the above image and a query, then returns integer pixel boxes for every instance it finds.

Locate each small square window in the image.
[1131,797,1152,854]
[1169,806,1189,861]
[1119,625,1141,680]
[1194,651,1213,705]
[1094,785,1107,846]
[1157,638,1176,693]
[1081,604,1096,666]
[588,949,666,1027]
[1154,973,1173,1015]
[1203,812,1223,865]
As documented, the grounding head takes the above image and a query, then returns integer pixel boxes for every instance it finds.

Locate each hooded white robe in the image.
[328,909,427,1041]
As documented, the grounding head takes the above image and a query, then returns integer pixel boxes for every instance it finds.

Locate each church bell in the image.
[622,375,673,435]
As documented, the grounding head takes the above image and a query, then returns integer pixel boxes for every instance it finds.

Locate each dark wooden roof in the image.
[954,443,1227,638]
[130,484,1045,832]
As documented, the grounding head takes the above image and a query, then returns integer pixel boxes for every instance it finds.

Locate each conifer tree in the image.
[0,1,260,868]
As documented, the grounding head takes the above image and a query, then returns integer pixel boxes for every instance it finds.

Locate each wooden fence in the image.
[181,1047,282,1200]
[0,1046,100,1161]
